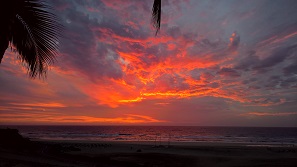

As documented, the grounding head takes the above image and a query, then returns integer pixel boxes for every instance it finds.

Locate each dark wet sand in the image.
[1,140,297,167]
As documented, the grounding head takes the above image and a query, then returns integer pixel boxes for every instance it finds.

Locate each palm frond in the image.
[5,0,63,78]
[151,0,161,36]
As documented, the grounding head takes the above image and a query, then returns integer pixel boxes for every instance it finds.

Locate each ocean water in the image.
[1,126,297,144]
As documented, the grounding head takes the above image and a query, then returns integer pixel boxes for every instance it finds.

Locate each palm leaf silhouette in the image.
[0,0,62,78]
[151,0,161,36]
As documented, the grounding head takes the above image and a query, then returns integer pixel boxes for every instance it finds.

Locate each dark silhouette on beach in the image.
[0,128,32,150]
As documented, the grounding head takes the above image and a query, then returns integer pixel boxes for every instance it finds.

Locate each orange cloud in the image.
[242,112,297,117]
[119,97,144,103]
[78,22,248,108]
[0,112,166,124]
[81,80,142,107]
[9,102,66,108]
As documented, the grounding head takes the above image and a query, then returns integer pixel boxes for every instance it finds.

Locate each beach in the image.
[1,139,296,167]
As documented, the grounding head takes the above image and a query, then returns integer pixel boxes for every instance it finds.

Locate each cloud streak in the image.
[0,112,166,124]
[243,112,297,117]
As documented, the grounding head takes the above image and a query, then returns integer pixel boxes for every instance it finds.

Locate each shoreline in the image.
[32,138,296,148]
[32,138,297,157]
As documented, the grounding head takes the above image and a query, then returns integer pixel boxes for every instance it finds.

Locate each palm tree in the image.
[0,0,159,78]
[151,0,161,36]
[0,0,62,78]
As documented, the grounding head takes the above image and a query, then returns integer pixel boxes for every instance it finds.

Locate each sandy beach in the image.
[1,139,296,167]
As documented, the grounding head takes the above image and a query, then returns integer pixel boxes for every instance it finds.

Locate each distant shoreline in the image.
[1,125,297,128]
[33,138,296,148]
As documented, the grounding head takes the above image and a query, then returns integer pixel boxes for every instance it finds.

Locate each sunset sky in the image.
[1,0,297,126]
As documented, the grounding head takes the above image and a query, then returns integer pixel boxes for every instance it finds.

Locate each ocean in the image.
[1,126,297,145]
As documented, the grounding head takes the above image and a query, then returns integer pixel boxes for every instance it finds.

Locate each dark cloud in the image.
[283,60,297,76]
[253,44,297,71]
[208,82,220,88]
[200,39,222,48]
[97,17,149,40]
[280,77,297,88]
[54,7,124,81]
[242,80,249,84]
[190,68,200,80]
[201,72,215,81]
[269,75,281,81]
[167,26,182,39]
[235,50,259,71]
[248,85,261,90]
[187,37,226,56]
[217,68,241,77]
[235,45,297,77]
[262,75,281,89]
[264,82,279,90]
[250,97,285,106]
